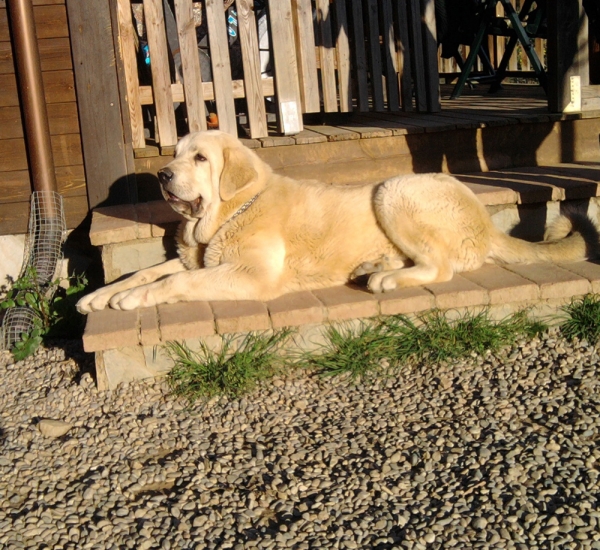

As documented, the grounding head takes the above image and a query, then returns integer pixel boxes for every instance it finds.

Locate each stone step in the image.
[90,163,600,283]
[83,162,600,390]
[84,259,600,391]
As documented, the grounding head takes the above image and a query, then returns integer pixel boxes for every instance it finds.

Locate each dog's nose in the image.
[158,168,174,186]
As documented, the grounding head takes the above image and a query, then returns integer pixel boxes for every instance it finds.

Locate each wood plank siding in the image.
[0,0,87,235]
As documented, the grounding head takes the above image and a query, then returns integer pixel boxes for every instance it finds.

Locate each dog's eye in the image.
[195,153,207,162]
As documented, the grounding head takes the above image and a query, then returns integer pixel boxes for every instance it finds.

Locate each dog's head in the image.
[157,130,261,221]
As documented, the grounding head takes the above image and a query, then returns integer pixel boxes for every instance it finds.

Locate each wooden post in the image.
[67,0,137,208]
[144,0,178,147]
[174,0,208,134]
[235,0,268,138]
[205,0,238,135]
[334,0,352,112]
[420,0,440,112]
[269,0,303,135]
[547,0,589,112]
[291,0,320,113]
[315,0,337,112]
[114,0,145,149]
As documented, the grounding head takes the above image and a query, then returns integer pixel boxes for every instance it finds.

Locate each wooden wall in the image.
[0,0,88,235]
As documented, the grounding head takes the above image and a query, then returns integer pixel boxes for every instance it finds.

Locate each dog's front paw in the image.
[76,290,112,314]
[109,287,153,311]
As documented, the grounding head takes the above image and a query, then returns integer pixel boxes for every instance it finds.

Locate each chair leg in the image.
[498,0,548,92]
[450,1,499,99]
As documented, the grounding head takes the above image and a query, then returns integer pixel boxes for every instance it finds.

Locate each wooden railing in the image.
[115,0,441,149]
[115,0,546,150]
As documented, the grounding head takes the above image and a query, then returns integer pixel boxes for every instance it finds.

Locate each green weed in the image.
[299,321,399,380]
[1,266,87,360]
[559,294,600,343]
[303,309,546,378]
[383,309,546,364]
[165,330,290,404]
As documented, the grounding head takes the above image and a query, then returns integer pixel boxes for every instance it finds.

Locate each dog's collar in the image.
[230,192,260,220]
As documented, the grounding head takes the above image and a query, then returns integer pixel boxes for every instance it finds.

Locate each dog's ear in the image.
[219,146,258,201]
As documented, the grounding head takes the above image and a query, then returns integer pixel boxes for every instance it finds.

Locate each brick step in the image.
[85,261,600,391]
[83,162,600,390]
[91,163,600,283]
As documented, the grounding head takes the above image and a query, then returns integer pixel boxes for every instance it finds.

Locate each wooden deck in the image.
[134,84,555,154]
[133,84,600,202]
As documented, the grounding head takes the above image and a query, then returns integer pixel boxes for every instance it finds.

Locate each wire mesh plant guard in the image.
[1,190,66,351]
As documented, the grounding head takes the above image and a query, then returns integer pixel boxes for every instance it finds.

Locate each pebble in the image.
[37,419,72,438]
[0,331,599,548]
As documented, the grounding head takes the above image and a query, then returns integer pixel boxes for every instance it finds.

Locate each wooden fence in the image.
[116,0,441,148]
[115,0,546,150]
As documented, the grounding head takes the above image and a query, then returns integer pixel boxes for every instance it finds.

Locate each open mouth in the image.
[164,190,202,215]
[165,190,180,202]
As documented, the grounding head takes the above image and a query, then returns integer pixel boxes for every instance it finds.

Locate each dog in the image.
[77,130,595,313]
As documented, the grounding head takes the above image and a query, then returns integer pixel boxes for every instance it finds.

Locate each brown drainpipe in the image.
[8,0,57,197]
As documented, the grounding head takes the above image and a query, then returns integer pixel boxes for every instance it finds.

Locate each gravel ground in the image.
[1,329,599,550]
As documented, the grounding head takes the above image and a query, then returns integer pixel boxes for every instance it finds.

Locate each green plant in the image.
[1,266,87,360]
[300,321,399,380]
[559,294,600,343]
[166,330,290,404]
[303,309,546,378]
[383,308,546,364]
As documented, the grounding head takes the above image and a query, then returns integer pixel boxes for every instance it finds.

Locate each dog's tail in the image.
[488,211,599,265]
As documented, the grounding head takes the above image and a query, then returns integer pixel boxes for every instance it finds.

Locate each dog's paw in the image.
[367,272,398,293]
[76,291,111,314]
[352,261,382,279]
[109,287,153,311]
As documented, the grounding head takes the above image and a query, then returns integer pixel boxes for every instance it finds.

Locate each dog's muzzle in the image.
[158,167,203,216]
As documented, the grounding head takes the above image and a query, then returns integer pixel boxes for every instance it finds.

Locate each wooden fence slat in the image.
[116,0,145,149]
[174,0,207,133]
[315,0,337,112]
[268,0,303,135]
[290,0,320,112]
[407,0,427,112]
[421,0,440,112]
[394,0,414,111]
[235,0,268,138]
[143,0,178,146]
[350,0,369,111]
[205,0,237,135]
[380,0,400,111]
[334,0,351,112]
[365,0,384,111]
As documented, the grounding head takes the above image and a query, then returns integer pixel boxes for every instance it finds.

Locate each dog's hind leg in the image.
[367,259,453,293]
[369,178,459,292]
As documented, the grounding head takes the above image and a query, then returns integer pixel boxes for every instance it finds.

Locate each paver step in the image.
[82,162,600,390]
[90,163,600,248]
[84,259,600,391]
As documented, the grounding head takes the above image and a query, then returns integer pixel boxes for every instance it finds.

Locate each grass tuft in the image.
[559,294,600,343]
[165,330,290,404]
[383,309,546,364]
[303,309,546,378]
[299,322,399,380]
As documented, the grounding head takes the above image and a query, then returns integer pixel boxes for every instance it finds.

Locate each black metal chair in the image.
[449,0,548,99]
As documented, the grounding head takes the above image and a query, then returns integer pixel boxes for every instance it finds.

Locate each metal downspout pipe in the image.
[7,0,57,197]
